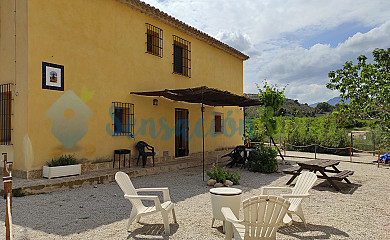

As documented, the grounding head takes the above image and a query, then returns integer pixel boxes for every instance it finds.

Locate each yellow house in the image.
[0,0,251,178]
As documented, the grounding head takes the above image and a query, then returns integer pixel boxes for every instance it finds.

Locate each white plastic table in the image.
[210,187,242,232]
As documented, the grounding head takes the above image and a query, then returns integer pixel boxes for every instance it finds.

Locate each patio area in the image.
[0,152,389,239]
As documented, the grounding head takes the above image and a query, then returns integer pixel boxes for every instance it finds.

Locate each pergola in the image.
[131,86,263,180]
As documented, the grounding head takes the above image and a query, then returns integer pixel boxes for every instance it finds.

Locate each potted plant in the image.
[43,155,81,179]
[206,164,240,187]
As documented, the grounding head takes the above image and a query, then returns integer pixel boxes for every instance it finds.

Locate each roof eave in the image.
[116,0,249,61]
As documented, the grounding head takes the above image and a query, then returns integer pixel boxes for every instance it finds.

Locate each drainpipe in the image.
[14,0,17,88]
[201,89,204,181]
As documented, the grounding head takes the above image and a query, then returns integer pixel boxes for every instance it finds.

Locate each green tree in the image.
[327,48,390,131]
[256,81,286,160]
[257,81,285,136]
[315,102,334,114]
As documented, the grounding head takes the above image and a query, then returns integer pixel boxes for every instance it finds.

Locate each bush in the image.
[247,145,278,173]
[206,164,240,185]
[47,155,78,167]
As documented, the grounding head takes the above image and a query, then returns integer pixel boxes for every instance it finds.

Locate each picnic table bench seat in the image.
[283,160,354,190]
[329,170,354,181]
[282,166,301,175]
[284,167,354,181]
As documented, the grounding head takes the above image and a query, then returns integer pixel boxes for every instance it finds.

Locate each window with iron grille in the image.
[173,35,191,77]
[112,102,134,137]
[146,23,163,57]
[0,83,12,145]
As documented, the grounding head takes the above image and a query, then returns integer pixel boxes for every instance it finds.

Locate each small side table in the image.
[210,187,242,232]
[113,149,131,169]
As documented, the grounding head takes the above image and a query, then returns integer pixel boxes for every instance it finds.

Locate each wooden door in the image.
[175,108,189,157]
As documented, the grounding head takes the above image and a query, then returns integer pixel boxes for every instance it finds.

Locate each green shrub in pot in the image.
[47,155,78,167]
[206,164,240,185]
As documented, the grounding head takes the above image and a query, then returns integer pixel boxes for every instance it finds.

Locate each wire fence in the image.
[260,131,389,154]
[250,138,387,167]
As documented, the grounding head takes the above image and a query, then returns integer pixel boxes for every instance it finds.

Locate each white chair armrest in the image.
[280,193,311,199]
[136,188,171,201]
[124,194,162,209]
[261,186,292,195]
[221,207,240,224]
[136,187,169,192]
[222,207,238,240]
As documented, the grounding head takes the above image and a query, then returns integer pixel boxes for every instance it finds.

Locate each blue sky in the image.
[294,22,374,49]
[143,0,390,104]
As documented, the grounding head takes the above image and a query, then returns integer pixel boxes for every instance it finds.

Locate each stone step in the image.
[1,156,225,197]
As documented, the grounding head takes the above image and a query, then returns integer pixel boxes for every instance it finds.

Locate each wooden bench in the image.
[284,160,354,190]
[284,167,354,182]
[282,166,301,175]
[330,170,354,181]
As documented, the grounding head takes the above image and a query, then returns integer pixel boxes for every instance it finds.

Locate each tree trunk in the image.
[270,136,285,162]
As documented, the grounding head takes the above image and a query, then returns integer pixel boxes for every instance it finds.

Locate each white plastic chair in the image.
[222,195,291,240]
[115,171,177,234]
[261,171,317,227]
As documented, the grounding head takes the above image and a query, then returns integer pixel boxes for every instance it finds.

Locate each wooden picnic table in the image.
[284,159,354,191]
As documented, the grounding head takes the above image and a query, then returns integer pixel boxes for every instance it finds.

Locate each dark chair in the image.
[135,141,155,167]
[222,145,246,168]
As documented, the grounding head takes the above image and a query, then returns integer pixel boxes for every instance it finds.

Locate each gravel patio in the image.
[1,156,389,240]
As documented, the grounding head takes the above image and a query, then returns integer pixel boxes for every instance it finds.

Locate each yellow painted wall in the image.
[8,0,245,171]
[0,0,29,171]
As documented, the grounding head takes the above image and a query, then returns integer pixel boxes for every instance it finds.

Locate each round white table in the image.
[210,187,242,232]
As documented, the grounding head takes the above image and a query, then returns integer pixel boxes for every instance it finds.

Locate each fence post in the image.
[314,140,317,159]
[378,146,380,168]
[283,140,286,157]
[372,131,375,156]
[350,132,354,156]
[349,141,352,162]
[3,153,13,240]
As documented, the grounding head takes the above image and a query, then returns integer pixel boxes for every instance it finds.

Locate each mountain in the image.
[244,94,315,118]
[327,97,350,105]
[309,97,350,108]
[243,94,351,118]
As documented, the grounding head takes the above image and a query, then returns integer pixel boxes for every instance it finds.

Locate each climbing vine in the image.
[257,81,286,136]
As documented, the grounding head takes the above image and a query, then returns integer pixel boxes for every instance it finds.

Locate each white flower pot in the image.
[43,164,81,179]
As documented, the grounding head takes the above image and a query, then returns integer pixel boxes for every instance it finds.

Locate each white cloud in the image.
[254,20,390,103]
[215,31,254,52]
[141,0,390,104]
[337,21,390,53]
[143,0,390,43]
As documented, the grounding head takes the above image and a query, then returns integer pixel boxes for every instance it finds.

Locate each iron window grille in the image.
[0,83,13,145]
[112,102,134,137]
[173,35,191,77]
[146,23,163,57]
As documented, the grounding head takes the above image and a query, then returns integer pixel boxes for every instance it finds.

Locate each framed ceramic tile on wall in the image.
[42,62,64,91]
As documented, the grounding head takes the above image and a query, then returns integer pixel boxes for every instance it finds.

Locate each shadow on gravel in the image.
[213,221,350,239]
[278,222,350,239]
[126,223,179,239]
[2,165,285,236]
[313,181,362,194]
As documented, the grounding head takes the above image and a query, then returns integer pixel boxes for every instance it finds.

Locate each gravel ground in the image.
[1,159,389,240]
